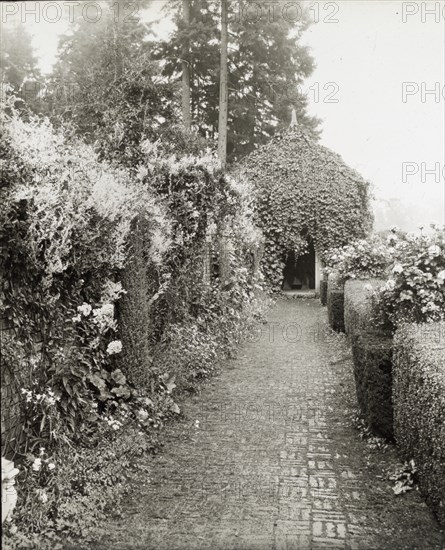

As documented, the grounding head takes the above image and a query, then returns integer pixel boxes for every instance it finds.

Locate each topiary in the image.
[240,127,373,290]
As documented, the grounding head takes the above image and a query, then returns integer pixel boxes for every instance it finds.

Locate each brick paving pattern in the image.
[92,299,444,550]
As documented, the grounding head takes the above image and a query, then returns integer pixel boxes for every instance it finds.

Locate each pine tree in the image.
[217,0,228,167]
[181,0,192,130]
[158,0,320,162]
[0,21,41,107]
[50,0,173,162]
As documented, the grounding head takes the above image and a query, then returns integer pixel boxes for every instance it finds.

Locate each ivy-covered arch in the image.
[240,127,373,289]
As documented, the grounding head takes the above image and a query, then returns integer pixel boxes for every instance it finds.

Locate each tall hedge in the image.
[240,127,373,289]
[344,279,385,337]
[393,323,445,526]
[344,279,394,439]
[327,274,345,332]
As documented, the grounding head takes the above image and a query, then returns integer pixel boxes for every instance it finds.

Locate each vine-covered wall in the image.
[240,127,374,289]
[0,108,264,459]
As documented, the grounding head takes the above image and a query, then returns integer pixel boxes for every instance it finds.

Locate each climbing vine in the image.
[240,128,374,289]
[0,102,266,547]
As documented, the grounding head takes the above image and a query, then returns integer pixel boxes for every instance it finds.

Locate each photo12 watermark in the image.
[1,1,141,24]
[264,81,340,105]
[196,1,340,24]
[402,162,445,184]
[401,2,445,22]
[402,82,445,103]
[194,400,325,428]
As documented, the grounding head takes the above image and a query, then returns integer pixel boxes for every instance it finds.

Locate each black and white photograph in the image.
[1,1,444,548]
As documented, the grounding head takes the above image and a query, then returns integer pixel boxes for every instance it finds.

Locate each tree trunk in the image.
[181,0,191,130]
[217,0,228,169]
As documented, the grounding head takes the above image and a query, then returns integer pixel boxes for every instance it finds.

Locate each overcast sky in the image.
[6,0,445,231]
[300,0,445,230]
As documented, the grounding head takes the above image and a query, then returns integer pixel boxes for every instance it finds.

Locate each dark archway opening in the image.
[282,242,316,290]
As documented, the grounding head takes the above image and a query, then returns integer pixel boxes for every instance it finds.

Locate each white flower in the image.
[38,491,48,503]
[48,463,56,471]
[92,304,116,333]
[437,270,445,281]
[21,389,32,402]
[105,417,122,430]
[428,245,441,257]
[136,165,148,180]
[137,409,149,421]
[72,314,81,323]
[106,340,122,355]
[77,303,92,317]
[32,458,42,472]
[101,280,127,303]
[39,447,45,455]
[385,279,396,291]
[364,284,373,292]
[93,303,115,332]
[392,264,404,274]
[206,222,217,237]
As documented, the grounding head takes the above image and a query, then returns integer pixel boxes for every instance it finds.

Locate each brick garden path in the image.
[92,298,444,550]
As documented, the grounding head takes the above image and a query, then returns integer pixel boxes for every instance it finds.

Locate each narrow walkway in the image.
[91,299,444,550]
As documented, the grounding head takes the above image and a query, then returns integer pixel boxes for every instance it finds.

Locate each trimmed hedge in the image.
[320,279,328,306]
[327,274,344,332]
[344,279,394,439]
[344,279,384,338]
[393,323,445,526]
[350,333,394,439]
[364,336,393,439]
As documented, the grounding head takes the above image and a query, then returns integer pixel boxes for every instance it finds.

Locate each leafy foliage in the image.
[1,99,177,434]
[390,460,418,495]
[325,234,392,285]
[1,421,158,549]
[240,127,374,289]
[1,101,266,546]
[367,227,445,329]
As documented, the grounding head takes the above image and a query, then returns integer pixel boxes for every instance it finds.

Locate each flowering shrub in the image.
[324,233,392,285]
[1,101,267,547]
[135,136,265,354]
[326,226,444,329]
[1,100,174,442]
[369,227,445,328]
